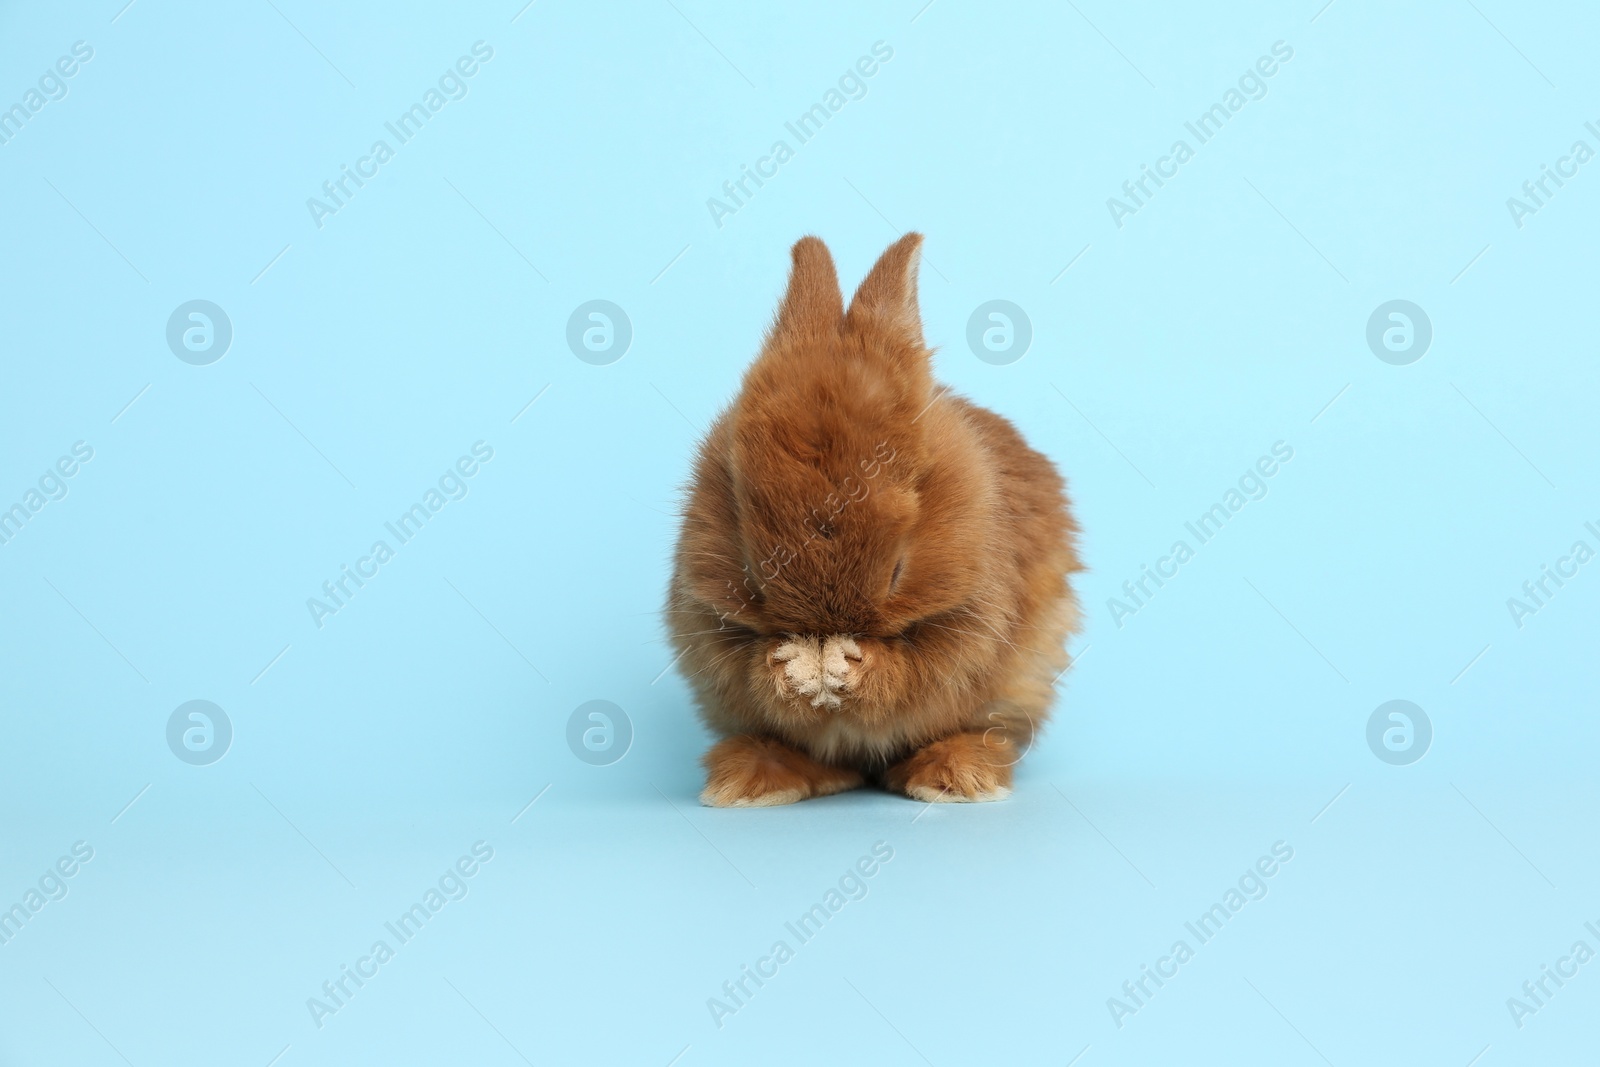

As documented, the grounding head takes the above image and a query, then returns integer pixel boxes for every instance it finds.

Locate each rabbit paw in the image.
[771,635,861,710]
[700,735,863,807]
[886,732,1014,803]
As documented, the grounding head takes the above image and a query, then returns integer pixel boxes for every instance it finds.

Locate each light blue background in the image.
[2,1,1596,1064]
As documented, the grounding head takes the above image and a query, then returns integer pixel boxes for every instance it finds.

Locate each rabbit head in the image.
[697,233,996,640]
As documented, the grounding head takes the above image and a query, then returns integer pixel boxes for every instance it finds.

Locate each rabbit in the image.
[666,233,1082,806]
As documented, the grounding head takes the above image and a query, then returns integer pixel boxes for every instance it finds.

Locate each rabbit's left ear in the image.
[772,235,844,339]
[845,232,925,346]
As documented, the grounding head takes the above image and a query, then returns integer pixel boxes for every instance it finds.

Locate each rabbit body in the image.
[667,234,1082,806]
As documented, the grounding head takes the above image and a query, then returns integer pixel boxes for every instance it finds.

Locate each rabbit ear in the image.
[773,236,843,337]
[845,232,925,344]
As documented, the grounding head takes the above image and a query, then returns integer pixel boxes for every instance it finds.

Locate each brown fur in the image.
[667,234,1082,805]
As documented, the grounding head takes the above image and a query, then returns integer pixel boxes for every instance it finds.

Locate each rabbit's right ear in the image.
[844,232,924,346]
[772,236,843,338]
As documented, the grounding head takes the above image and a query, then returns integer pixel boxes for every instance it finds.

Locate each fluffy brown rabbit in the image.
[667,233,1082,806]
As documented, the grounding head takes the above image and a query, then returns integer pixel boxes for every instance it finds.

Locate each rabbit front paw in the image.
[771,635,861,710]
